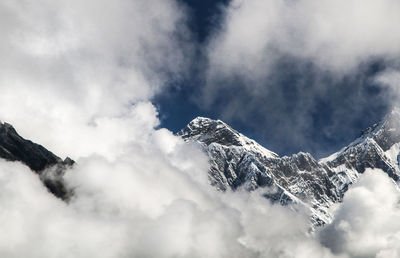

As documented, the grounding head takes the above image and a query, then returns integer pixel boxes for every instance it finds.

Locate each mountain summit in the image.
[179,110,400,226]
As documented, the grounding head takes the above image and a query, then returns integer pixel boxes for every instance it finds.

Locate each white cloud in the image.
[0,0,191,159]
[319,169,400,257]
[0,143,342,258]
[207,0,400,81]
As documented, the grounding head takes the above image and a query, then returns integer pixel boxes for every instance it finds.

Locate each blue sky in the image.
[154,0,394,158]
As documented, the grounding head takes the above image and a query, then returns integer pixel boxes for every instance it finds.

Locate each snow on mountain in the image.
[180,117,279,158]
[178,117,338,225]
[178,109,400,226]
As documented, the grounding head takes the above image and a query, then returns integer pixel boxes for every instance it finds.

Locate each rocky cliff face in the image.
[0,122,73,200]
[178,109,400,226]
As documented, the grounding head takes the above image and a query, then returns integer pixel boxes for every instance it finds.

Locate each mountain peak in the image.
[179,116,240,144]
[178,117,279,158]
[189,116,219,124]
[185,116,232,131]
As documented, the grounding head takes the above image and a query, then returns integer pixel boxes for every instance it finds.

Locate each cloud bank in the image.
[2,146,400,257]
[0,130,339,258]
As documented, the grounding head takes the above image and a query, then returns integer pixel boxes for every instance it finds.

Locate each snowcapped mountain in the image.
[178,108,400,226]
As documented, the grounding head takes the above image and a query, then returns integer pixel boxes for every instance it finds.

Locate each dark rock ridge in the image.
[178,108,400,226]
[0,121,73,200]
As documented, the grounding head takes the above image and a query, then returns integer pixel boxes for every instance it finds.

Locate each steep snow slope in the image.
[321,108,400,191]
[178,117,339,225]
[178,109,400,226]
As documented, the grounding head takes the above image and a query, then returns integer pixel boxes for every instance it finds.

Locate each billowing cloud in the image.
[2,119,400,258]
[319,169,400,257]
[0,129,341,258]
[0,0,191,159]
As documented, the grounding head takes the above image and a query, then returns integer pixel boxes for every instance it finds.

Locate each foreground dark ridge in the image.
[0,121,73,199]
[178,109,400,226]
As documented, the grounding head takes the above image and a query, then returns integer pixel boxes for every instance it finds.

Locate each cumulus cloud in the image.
[319,169,400,257]
[3,123,400,258]
[0,0,191,159]
[0,134,341,258]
